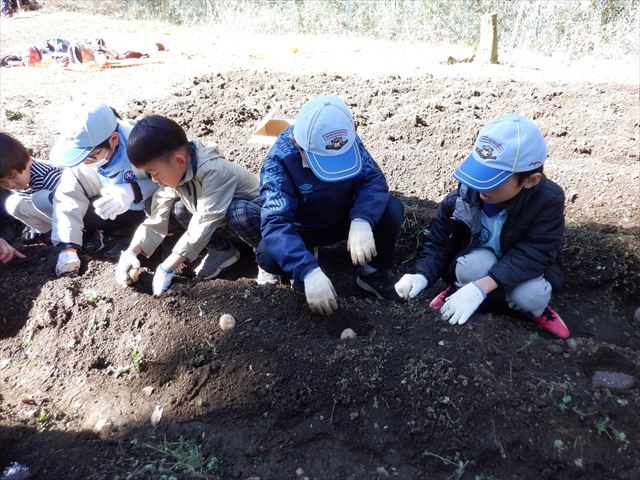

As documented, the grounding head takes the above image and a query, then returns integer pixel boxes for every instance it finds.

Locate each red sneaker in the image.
[428,286,454,310]
[529,306,570,339]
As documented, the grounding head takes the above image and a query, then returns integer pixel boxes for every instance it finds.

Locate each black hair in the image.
[515,165,544,184]
[127,115,189,167]
[0,132,30,178]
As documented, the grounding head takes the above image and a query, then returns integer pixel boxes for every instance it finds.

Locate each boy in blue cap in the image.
[395,113,570,338]
[257,95,404,315]
[50,102,158,276]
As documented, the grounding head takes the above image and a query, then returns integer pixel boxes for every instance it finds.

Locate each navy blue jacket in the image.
[412,177,565,291]
[260,126,389,283]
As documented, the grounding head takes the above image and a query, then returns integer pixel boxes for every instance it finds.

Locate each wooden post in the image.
[479,13,499,64]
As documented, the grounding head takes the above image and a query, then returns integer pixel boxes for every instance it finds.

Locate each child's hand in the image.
[152,264,174,295]
[116,250,141,286]
[0,238,25,264]
[394,273,428,300]
[56,250,81,277]
[440,281,486,325]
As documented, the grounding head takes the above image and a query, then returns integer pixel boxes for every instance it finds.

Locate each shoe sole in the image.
[196,251,241,280]
[356,276,384,300]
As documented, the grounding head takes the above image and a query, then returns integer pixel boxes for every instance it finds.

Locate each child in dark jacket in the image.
[395,113,570,338]
[257,95,404,315]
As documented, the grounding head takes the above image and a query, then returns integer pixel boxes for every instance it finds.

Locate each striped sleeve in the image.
[27,159,63,194]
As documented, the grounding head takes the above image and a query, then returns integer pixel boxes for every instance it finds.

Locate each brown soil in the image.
[1,4,639,480]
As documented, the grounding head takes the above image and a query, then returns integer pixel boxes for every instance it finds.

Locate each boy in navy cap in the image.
[395,113,570,338]
[257,95,404,315]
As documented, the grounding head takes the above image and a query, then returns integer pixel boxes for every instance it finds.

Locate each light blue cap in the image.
[293,95,362,182]
[50,103,117,167]
[453,113,547,192]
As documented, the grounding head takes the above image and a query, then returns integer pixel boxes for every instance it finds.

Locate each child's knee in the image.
[507,277,552,316]
[455,248,497,285]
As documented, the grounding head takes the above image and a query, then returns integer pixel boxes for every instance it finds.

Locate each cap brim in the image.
[453,153,513,192]
[306,144,362,182]
[50,140,92,167]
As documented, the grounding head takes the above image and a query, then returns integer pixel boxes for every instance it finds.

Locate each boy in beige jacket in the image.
[115,115,263,295]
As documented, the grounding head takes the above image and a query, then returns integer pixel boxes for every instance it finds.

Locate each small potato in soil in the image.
[219,313,236,331]
[340,328,357,339]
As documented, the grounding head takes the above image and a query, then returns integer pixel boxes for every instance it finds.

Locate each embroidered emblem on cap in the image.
[323,130,349,151]
[475,144,497,160]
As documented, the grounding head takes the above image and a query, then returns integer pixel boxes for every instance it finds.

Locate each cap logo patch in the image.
[322,129,349,151]
[476,144,497,160]
[528,161,543,167]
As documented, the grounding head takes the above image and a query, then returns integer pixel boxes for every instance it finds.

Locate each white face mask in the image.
[87,156,110,169]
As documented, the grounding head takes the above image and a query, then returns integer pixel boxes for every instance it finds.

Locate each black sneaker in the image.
[82,230,105,253]
[356,270,401,301]
[20,226,51,245]
[103,237,130,260]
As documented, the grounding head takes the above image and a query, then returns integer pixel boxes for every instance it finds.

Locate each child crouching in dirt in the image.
[0,132,62,245]
[115,115,262,295]
[50,102,161,277]
[394,113,570,339]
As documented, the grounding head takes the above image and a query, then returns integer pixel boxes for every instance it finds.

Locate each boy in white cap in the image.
[395,113,570,338]
[257,95,404,315]
[50,102,158,277]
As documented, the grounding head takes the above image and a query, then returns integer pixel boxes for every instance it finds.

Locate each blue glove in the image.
[152,264,174,295]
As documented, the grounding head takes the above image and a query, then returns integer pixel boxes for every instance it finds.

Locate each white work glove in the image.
[152,264,174,296]
[347,219,377,265]
[93,184,135,221]
[55,250,81,277]
[394,273,428,300]
[440,281,486,325]
[115,250,141,286]
[303,267,337,315]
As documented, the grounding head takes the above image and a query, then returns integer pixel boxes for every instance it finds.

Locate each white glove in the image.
[303,267,337,315]
[440,281,486,325]
[93,184,135,220]
[347,219,377,265]
[152,264,174,296]
[394,273,428,300]
[115,250,141,286]
[55,250,81,277]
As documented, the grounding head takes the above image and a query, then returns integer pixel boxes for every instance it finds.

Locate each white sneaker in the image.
[256,266,280,285]
[194,245,240,280]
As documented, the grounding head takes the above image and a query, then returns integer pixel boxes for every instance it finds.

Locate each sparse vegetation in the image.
[120,436,221,479]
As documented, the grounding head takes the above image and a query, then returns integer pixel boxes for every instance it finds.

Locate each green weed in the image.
[422,450,470,480]
[593,416,630,452]
[122,436,221,479]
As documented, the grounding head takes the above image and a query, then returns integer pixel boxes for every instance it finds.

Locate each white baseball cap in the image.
[293,95,362,182]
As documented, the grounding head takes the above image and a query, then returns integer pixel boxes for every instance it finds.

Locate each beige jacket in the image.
[52,162,150,248]
[132,140,259,261]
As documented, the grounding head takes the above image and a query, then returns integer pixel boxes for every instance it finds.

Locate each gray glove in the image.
[55,250,81,277]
